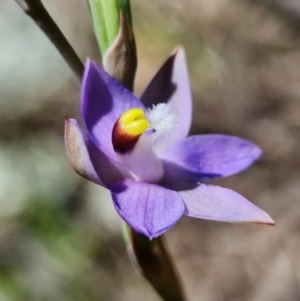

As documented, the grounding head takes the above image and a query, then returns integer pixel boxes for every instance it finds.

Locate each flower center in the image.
[111,104,176,182]
[112,104,176,154]
[112,108,149,154]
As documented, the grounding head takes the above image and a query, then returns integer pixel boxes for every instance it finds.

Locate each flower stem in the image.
[14,0,84,81]
[125,226,186,301]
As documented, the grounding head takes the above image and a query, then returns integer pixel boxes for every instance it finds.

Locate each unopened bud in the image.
[103,11,137,90]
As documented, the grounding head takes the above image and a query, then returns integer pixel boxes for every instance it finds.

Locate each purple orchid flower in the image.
[65,47,274,239]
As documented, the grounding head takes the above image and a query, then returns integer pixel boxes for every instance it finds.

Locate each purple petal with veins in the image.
[167,181,274,225]
[160,134,262,182]
[81,59,145,160]
[141,47,192,153]
[110,179,185,238]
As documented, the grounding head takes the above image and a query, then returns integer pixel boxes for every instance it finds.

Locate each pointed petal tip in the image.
[253,144,263,160]
[86,58,99,74]
[269,219,276,226]
[111,180,184,238]
[170,46,186,64]
[64,117,72,135]
[84,57,93,68]
[82,58,93,86]
[64,117,71,137]
[65,117,78,128]
[172,45,185,56]
[83,58,101,82]
[239,209,275,226]
[253,216,275,226]
[179,182,275,227]
[132,226,171,240]
[264,220,275,226]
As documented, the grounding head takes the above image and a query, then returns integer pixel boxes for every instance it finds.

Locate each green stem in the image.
[14,0,84,81]
[125,227,186,301]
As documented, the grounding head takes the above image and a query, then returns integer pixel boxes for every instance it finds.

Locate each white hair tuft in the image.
[145,103,177,136]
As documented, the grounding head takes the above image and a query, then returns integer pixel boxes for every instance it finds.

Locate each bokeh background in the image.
[1,0,300,300]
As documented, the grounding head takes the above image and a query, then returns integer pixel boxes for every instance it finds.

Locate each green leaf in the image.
[88,0,120,56]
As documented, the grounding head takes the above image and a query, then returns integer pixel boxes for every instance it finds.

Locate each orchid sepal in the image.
[65,117,104,186]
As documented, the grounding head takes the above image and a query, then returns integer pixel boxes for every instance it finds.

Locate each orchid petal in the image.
[171,182,274,224]
[160,134,262,182]
[65,118,126,187]
[81,59,145,160]
[110,179,185,238]
[141,47,192,153]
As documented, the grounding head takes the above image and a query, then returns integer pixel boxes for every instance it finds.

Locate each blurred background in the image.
[1,0,300,300]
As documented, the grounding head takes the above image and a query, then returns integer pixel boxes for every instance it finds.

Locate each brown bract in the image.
[103,11,137,91]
